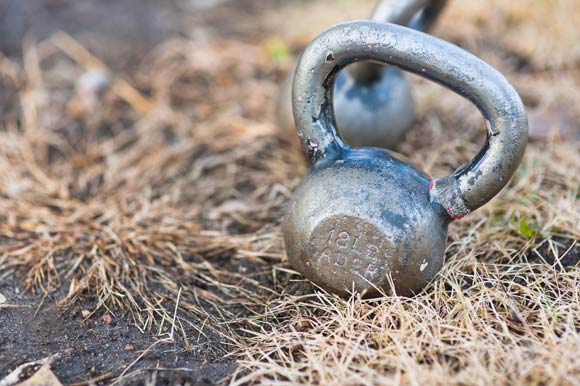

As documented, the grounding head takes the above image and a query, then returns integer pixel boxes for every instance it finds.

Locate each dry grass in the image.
[1,0,579,384]
[0,31,299,344]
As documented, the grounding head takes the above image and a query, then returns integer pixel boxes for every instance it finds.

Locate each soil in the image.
[526,237,580,270]
[0,253,314,384]
[0,275,236,385]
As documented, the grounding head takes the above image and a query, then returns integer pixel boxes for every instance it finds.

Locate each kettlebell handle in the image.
[372,0,447,31]
[292,21,528,219]
[349,0,447,83]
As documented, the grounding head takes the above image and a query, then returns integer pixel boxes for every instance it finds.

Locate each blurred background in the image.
[1,0,578,139]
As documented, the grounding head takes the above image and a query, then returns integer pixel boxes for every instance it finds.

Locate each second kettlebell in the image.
[276,0,448,149]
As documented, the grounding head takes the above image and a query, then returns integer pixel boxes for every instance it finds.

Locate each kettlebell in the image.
[276,0,448,149]
[284,21,528,296]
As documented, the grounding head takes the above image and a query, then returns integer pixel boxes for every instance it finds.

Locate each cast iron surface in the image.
[284,21,528,296]
[276,0,447,149]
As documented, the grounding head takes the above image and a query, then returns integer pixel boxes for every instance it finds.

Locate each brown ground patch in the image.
[0,0,579,384]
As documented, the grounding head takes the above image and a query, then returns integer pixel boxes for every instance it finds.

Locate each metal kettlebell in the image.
[276,0,448,149]
[284,21,528,296]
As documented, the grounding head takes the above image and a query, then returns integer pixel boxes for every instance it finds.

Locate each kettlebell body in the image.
[333,67,413,149]
[284,21,528,296]
[285,148,447,296]
[277,0,447,149]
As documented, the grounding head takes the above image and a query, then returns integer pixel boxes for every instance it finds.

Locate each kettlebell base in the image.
[305,214,395,297]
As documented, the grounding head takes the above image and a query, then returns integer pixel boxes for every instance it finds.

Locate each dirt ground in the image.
[0,0,579,385]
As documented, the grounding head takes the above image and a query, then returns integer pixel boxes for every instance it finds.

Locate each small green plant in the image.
[264,37,292,67]
[519,218,541,239]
